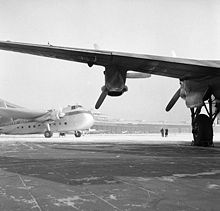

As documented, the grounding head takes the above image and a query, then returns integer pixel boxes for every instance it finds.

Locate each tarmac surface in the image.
[0,134,219,211]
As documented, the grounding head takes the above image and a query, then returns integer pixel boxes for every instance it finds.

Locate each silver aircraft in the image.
[0,99,94,138]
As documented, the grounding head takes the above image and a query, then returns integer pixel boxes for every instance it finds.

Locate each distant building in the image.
[91,111,191,134]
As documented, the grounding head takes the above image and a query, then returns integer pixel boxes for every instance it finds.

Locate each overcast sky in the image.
[0,0,220,123]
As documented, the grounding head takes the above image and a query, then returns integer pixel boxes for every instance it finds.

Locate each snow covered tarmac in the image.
[0,133,196,143]
[0,134,219,210]
[1,132,220,145]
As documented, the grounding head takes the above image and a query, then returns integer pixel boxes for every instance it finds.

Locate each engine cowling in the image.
[95,65,127,109]
[95,66,150,109]
[35,109,65,122]
[49,110,62,121]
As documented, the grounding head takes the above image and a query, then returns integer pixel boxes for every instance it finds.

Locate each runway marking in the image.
[28,160,65,182]
[89,191,123,211]
[19,143,35,151]
[33,144,45,149]
[17,174,42,211]
[116,178,156,198]
[22,146,69,183]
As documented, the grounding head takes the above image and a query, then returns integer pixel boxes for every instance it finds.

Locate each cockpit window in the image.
[71,105,82,110]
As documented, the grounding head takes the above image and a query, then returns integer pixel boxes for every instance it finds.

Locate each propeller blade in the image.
[95,90,108,109]
[166,88,181,112]
[58,107,65,118]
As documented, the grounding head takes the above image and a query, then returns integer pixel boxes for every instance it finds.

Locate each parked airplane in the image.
[0,41,220,146]
[0,98,94,138]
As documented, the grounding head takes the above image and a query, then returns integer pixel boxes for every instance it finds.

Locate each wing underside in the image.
[0,41,220,79]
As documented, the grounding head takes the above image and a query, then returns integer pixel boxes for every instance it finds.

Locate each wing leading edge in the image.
[0,41,220,79]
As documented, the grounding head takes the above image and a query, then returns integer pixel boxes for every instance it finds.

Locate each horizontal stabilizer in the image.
[0,100,7,108]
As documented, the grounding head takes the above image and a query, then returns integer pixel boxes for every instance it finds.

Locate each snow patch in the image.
[109,194,117,200]
[207,184,220,189]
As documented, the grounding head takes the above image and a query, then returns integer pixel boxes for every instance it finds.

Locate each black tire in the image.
[192,114,213,146]
[59,132,65,137]
[44,130,53,138]
[75,131,82,138]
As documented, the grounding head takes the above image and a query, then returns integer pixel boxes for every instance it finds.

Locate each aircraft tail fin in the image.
[0,98,23,108]
[0,99,23,126]
[171,50,177,58]
[0,99,7,108]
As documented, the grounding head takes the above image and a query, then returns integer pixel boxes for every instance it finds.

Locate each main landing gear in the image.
[44,123,53,138]
[74,131,82,138]
[191,91,219,147]
[44,130,53,138]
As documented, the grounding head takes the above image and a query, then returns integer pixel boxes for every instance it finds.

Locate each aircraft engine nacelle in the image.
[49,109,65,121]
[36,109,65,122]
[104,85,128,97]
[95,64,128,109]
[49,110,61,121]
[105,65,127,95]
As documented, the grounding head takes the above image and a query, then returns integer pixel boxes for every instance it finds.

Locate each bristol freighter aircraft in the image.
[0,98,94,138]
[0,41,220,146]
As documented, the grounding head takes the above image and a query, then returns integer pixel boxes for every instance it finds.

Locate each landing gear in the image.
[44,130,53,138]
[191,88,219,147]
[192,114,213,146]
[59,132,66,137]
[44,123,53,138]
[74,131,82,138]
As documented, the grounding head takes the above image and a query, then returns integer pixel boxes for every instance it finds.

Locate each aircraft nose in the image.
[78,111,94,130]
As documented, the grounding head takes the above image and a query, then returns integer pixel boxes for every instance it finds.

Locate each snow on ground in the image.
[0,133,220,143]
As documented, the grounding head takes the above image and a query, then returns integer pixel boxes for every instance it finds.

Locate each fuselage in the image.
[0,107,94,135]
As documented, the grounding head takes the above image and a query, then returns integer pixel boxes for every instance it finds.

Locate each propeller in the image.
[95,87,108,109]
[166,88,181,112]
[58,107,65,118]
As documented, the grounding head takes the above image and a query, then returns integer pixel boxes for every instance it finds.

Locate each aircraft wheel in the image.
[59,132,65,137]
[44,130,53,138]
[192,114,213,147]
[75,131,82,138]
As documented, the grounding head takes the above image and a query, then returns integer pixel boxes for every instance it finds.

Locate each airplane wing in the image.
[0,107,65,122]
[0,41,220,79]
[0,97,65,123]
[0,107,47,120]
